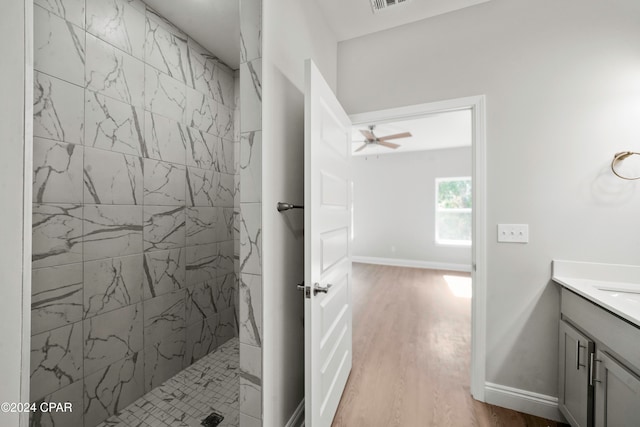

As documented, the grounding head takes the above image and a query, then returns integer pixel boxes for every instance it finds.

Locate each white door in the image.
[304,59,353,427]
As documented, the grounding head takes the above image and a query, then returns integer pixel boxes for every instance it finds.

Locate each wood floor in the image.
[331,263,568,427]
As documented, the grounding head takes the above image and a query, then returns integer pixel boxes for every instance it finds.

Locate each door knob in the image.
[313,283,332,296]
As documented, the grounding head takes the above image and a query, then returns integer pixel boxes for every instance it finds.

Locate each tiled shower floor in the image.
[97,338,239,427]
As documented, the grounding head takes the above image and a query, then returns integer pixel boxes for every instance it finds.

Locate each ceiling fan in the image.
[355,125,412,152]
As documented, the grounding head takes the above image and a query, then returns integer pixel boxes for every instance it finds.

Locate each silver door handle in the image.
[576,340,586,370]
[313,283,332,296]
[589,352,601,386]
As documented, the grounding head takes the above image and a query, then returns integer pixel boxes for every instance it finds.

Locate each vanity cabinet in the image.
[559,288,640,427]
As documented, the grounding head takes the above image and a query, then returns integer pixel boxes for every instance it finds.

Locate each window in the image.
[435,177,472,246]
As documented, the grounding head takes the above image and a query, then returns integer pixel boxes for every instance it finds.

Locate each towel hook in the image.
[611,151,640,180]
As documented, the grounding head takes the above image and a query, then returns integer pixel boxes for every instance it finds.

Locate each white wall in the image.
[353,148,471,269]
[339,0,640,410]
[0,1,31,426]
[262,0,337,425]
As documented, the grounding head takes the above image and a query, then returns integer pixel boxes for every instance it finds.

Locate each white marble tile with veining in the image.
[83,302,143,375]
[186,243,218,287]
[85,90,147,156]
[239,273,261,347]
[145,65,186,123]
[240,59,261,133]
[86,33,145,107]
[145,14,189,83]
[34,71,84,145]
[186,206,219,247]
[86,0,145,59]
[32,203,83,268]
[84,147,143,205]
[143,248,186,299]
[215,102,235,141]
[143,159,186,205]
[143,205,186,252]
[240,131,261,203]
[84,254,144,319]
[35,0,85,29]
[213,64,235,109]
[186,167,216,207]
[240,0,262,64]
[143,289,186,346]
[186,38,216,93]
[217,240,235,278]
[221,208,235,243]
[33,137,83,204]
[239,203,261,275]
[185,281,218,326]
[31,263,83,335]
[185,87,217,134]
[186,127,215,169]
[30,380,83,427]
[144,330,186,392]
[240,376,261,420]
[83,204,143,261]
[184,316,219,365]
[34,5,85,86]
[213,137,235,175]
[30,322,83,401]
[216,172,236,208]
[144,111,187,164]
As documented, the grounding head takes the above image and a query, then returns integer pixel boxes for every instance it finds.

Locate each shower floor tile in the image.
[97,338,239,427]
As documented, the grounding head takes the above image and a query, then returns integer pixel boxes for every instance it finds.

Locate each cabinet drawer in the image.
[561,288,640,375]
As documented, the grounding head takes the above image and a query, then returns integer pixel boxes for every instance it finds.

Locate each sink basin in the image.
[596,286,640,304]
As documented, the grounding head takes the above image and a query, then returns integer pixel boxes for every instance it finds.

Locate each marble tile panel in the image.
[32,203,83,269]
[186,38,216,94]
[84,147,143,205]
[215,101,235,141]
[83,205,143,261]
[34,5,85,86]
[144,111,187,164]
[29,380,83,427]
[240,0,262,64]
[221,208,235,242]
[185,87,216,134]
[184,316,218,365]
[84,254,144,319]
[145,65,186,123]
[30,322,83,401]
[33,137,83,204]
[211,137,234,175]
[31,263,83,335]
[186,243,217,287]
[239,59,261,133]
[240,131,261,203]
[33,71,84,145]
[239,273,261,347]
[217,240,235,278]
[186,127,215,169]
[186,167,216,207]
[143,206,186,252]
[86,33,145,107]
[239,203,261,275]
[86,0,145,59]
[217,306,237,345]
[212,63,235,109]
[185,280,217,326]
[144,331,186,392]
[240,376,261,420]
[216,172,235,208]
[216,273,236,311]
[35,0,85,28]
[83,302,143,375]
[143,159,186,205]
[143,248,186,299]
[143,289,186,346]
[240,343,261,384]
[85,90,147,156]
[186,206,218,247]
[145,14,189,83]
[145,7,187,38]
[83,352,144,427]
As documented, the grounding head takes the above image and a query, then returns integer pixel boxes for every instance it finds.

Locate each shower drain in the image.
[201,411,224,427]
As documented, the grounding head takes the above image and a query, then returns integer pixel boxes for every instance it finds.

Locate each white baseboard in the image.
[484,382,565,422]
[352,256,471,273]
[285,399,305,427]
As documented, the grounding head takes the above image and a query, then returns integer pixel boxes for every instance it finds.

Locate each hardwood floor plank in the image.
[331,263,567,427]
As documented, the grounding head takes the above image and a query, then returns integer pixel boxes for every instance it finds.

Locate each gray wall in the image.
[353,147,472,269]
[30,1,237,425]
[338,0,640,405]
[262,0,338,425]
[0,1,31,426]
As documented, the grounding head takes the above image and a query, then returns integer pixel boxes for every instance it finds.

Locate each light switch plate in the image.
[497,224,529,243]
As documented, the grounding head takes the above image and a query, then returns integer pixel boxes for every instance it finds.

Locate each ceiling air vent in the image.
[370,0,411,13]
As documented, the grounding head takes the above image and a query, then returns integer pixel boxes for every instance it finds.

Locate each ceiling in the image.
[314,0,491,41]
[143,0,240,69]
[352,109,472,156]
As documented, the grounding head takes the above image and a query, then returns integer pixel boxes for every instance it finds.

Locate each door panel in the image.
[558,320,593,427]
[304,59,353,427]
[594,350,640,426]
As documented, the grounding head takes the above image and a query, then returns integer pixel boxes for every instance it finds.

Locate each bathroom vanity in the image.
[552,261,640,427]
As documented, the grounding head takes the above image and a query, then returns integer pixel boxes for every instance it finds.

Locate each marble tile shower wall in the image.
[30,1,238,426]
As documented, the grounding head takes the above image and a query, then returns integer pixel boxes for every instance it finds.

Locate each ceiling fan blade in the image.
[354,143,369,152]
[377,141,400,149]
[379,132,412,141]
[360,129,375,141]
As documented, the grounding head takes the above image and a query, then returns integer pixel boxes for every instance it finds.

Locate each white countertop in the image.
[552,260,640,328]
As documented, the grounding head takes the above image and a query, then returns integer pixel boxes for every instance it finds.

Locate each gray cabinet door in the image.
[559,320,594,427]
[594,350,640,427]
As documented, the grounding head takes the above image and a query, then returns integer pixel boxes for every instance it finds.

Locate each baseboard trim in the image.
[285,399,305,427]
[484,382,565,422]
[352,256,471,273]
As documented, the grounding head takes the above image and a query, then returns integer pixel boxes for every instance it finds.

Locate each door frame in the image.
[349,95,487,401]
